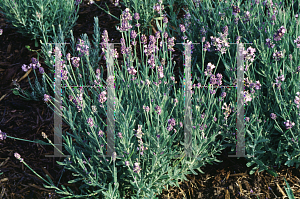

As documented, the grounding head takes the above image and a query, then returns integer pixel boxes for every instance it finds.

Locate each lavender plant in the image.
[0,0,82,47]
[5,6,230,198]
[168,0,300,175]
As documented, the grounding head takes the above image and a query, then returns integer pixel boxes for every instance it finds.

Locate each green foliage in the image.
[0,0,82,46]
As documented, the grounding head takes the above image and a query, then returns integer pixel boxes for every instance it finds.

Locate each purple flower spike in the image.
[0,130,7,140]
[44,94,50,102]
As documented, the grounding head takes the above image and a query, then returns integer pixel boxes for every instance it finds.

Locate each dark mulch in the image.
[0,0,300,198]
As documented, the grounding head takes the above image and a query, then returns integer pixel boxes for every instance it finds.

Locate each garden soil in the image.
[0,0,300,198]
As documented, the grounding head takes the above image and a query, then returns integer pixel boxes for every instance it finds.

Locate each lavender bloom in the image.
[155,105,162,115]
[135,125,144,139]
[133,162,141,174]
[98,130,104,137]
[234,17,239,25]
[21,64,29,72]
[120,38,126,55]
[168,118,176,126]
[203,41,211,51]
[273,50,284,61]
[98,91,107,103]
[284,120,295,129]
[29,63,38,70]
[14,152,23,162]
[147,54,155,68]
[143,105,150,112]
[153,3,164,14]
[131,30,137,39]
[39,67,45,74]
[71,57,80,68]
[270,113,277,120]
[163,16,168,24]
[244,90,252,105]
[117,132,123,139]
[76,39,89,57]
[66,53,71,62]
[221,92,227,98]
[200,26,207,36]
[134,13,140,20]
[222,25,228,36]
[61,69,69,81]
[204,63,216,76]
[294,36,300,49]
[219,12,226,20]
[254,80,261,90]
[127,66,137,75]
[167,37,175,52]
[180,24,186,33]
[141,34,147,45]
[125,161,129,166]
[87,117,94,128]
[232,5,240,16]
[209,75,218,85]
[209,90,216,95]
[265,38,275,48]
[167,125,173,131]
[243,11,251,23]
[31,57,39,65]
[273,26,286,41]
[163,32,168,39]
[0,130,7,140]
[44,94,50,102]
[119,8,133,32]
[100,30,110,52]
